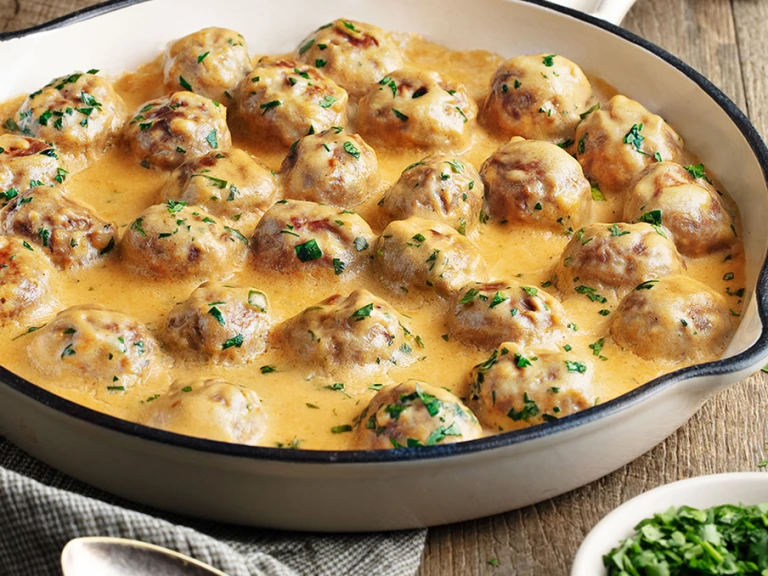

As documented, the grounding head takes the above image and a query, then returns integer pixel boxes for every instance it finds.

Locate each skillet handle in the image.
[546,0,638,25]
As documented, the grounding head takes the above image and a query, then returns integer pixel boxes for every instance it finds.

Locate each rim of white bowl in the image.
[571,472,768,575]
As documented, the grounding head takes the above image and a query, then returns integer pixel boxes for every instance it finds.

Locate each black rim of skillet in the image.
[2,0,768,465]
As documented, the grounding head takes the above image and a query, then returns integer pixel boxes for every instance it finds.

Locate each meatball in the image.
[380,155,484,234]
[120,201,247,279]
[0,186,117,269]
[161,149,278,230]
[165,281,271,364]
[483,53,595,143]
[294,18,404,99]
[357,69,477,150]
[0,235,55,323]
[611,275,733,363]
[141,377,266,445]
[481,137,592,229]
[0,135,65,194]
[125,91,231,170]
[26,304,161,389]
[467,343,593,432]
[375,217,488,297]
[353,380,482,450]
[573,95,685,194]
[12,71,127,171]
[624,162,736,257]
[250,199,374,278]
[553,222,686,300]
[163,27,251,103]
[238,58,348,147]
[280,289,416,372]
[448,281,569,349]
[280,128,380,208]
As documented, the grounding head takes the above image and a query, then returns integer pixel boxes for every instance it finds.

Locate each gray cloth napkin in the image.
[0,438,426,576]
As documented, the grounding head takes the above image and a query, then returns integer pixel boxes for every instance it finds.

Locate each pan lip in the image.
[1,0,768,466]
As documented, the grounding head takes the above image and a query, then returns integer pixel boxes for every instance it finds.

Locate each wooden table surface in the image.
[3,1,768,574]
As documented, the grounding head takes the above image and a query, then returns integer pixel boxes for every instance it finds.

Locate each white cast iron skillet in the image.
[0,0,767,532]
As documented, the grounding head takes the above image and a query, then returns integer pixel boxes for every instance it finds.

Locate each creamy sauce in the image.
[0,35,745,449]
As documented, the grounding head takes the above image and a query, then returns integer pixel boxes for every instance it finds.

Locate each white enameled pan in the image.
[0,0,766,531]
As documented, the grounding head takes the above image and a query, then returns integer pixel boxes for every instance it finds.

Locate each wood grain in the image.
[1,1,766,575]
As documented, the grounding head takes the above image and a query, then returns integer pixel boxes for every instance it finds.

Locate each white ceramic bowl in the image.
[1,0,767,531]
[572,473,768,575]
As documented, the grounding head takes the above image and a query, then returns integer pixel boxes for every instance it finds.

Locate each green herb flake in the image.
[392,108,409,122]
[179,76,193,91]
[295,239,323,262]
[222,334,244,350]
[351,303,374,321]
[542,54,556,67]
[197,51,210,63]
[343,141,360,159]
[205,129,218,149]
[319,95,337,108]
[565,360,587,374]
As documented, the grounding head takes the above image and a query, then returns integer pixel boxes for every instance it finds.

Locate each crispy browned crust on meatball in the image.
[375,217,488,297]
[610,275,733,362]
[448,281,569,349]
[467,342,593,432]
[624,162,736,257]
[26,304,161,389]
[380,155,484,234]
[571,95,684,194]
[165,281,271,364]
[353,380,482,449]
[0,235,55,323]
[120,201,247,279]
[250,199,374,278]
[161,149,278,231]
[163,27,251,102]
[553,222,686,300]
[12,71,127,172]
[0,135,65,194]
[0,186,117,269]
[481,137,592,230]
[125,91,231,170]
[357,69,477,150]
[294,18,404,99]
[141,377,266,445]
[280,289,417,372]
[280,128,380,208]
[238,57,348,147]
[482,54,595,143]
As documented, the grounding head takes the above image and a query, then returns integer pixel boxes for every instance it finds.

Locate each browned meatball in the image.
[380,155,484,234]
[467,343,593,432]
[481,137,592,229]
[553,222,686,301]
[0,135,66,194]
[161,149,278,231]
[624,162,736,257]
[141,377,266,445]
[26,305,161,390]
[611,275,733,363]
[572,95,685,194]
[483,54,595,143]
[357,69,477,150]
[163,27,251,103]
[0,186,117,269]
[165,281,271,364]
[125,91,231,170]
[120,201,247,279]
[0,235,56,323]
[250,199,374,278]
[375,217,488,297]
[280,128,380,208]
[12,71,127,171]
[238,58,348,147]
[294,18,404,99]
[280,289,417,371]
[448,281,569,349]
[353,380,482,449]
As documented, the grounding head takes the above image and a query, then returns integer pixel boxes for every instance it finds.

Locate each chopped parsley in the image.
[351,303,374,321]
[179,76,193,91]
[295,239,323,262]
[343,141,360,159]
